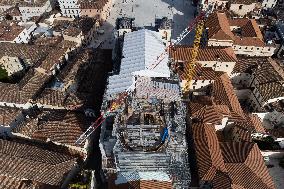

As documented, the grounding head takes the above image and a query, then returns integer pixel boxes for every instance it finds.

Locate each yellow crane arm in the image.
[181,20,205,95]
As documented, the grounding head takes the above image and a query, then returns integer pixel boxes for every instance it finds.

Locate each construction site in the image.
[72,2,207,187]
[99,76,190,188]
[1,0,283,188]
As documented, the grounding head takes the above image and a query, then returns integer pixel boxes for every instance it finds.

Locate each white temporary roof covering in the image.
[115,171,171,184]
[106,29,170,96]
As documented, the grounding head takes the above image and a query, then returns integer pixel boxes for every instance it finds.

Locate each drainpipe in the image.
[90,170,97,189]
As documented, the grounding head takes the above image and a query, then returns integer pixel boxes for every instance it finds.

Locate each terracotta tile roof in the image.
[12,110,89,147]
[191,105,225,125]
[0,175,32,189]
[0,21,25,41]
[243,20,263,39]
[254,59,284,102]
[34,36,63,47]
[0,83,21,103]
[230,125,253,142]
[233,57,284,103]
[58,48,92,83]
[247,114,266,133]
[205,12,235,40]
[269,100,284,113]
[20,70,50,99]
[0,107,21,126]
[233,37,264,47]
[53,17,96,37]
[230,0,258,5]
[189,96,213,111]
[139,180,173,189]
[221,142,254,163]
[259,82,284,102]
[229,19,263,39]
[35,49,94,107]
[231,113,265,138]
[0,0,49,7]
[220,142,275,189]
[36,89,84,107]
[206,12,265,47]
[192,123,227,181]
[212,171,232,189]
[112,180,173,189]
[213,73,246,120]
[0,138,78,186]
[39,40,77,71]
[229,19,250,28]
[79,0,109,10]
[231,184,246,189]
[36,89,66,106]
[232,56,262,74]
[192,64,224,81]
[186,74,245,122]
[169,46,237,62]
[0,6,21,17]
[266,127,284,138]
[190,98,275,189]
[0,43,51,65]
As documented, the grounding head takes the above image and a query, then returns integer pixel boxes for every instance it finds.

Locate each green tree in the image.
[0,65,8,81]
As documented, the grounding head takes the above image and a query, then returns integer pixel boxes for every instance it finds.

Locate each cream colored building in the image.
[169,46,237,90]
[58,0,80,18]
[0,0,53,21]
[80,0,112,22]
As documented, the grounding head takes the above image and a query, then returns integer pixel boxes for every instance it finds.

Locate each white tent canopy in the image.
[106,29,170,96]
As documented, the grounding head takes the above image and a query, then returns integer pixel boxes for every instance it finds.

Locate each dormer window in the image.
[239,5,243,9]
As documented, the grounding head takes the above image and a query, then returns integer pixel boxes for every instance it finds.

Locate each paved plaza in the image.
[96,0,196,49]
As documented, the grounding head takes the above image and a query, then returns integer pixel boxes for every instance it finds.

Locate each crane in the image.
[181,19,205,95]
[75,10,208,145]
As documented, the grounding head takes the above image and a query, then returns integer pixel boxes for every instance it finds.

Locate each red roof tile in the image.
[169,46,237,62]
[206,12,265,47]
[192,123,227,181]
[213,73,246,120]
[0,139,79,186]
[220,142,275,189]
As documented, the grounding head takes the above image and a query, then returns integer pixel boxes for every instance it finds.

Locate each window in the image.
[239,5,243,9]
[226,65,228,67]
